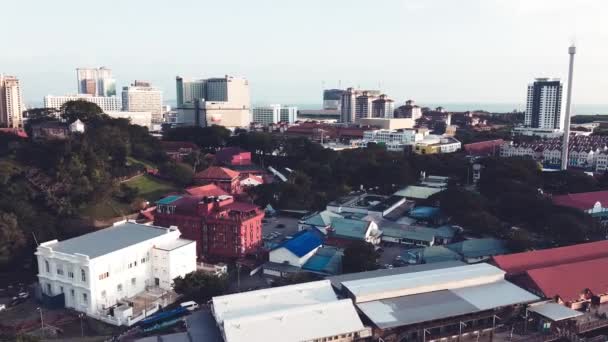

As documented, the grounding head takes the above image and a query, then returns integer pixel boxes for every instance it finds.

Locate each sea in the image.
[288,103,608,116]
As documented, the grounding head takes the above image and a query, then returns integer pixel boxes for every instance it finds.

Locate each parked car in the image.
[180,301,199,311]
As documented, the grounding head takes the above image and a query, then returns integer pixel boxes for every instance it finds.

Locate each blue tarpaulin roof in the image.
[274,230,323,257]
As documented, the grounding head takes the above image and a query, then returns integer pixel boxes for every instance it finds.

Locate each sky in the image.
[3,0,608,108]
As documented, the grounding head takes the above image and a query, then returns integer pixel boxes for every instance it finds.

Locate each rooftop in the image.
[154,238,194,251]
[185,184,229,197]
[195,166,239,180]
[330,218,372,240]
[492,240,608,275]
[39,222,174,259]
[273,230,322,257]
[222,299,365,342]
[211,280,338,324]
[446,238,509,259]
[552,190,608,210]
[301,210,343,227]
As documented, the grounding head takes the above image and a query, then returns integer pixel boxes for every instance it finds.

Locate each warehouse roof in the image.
[524,257,608,303]
[211,280,337,324]
[327,261,465,291]
[357,279,538,329]
[342,263,505,303]
[552,190,608,210]
[492,240,608,275]
[301,210,343,227]
[39,222,174,259]
[222,299,366,342]
[527,302,583,322]
[330,218,372,240]
[273,230,323,257]
[446,238,509,259]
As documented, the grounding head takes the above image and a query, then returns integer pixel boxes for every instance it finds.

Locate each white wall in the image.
[269,246,320,267]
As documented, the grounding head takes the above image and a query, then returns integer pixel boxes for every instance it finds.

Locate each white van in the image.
[180,301,199,311]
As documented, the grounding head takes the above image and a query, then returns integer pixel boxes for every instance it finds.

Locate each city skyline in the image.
[3,0,608,109]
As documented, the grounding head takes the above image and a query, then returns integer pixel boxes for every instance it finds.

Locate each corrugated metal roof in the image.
[273,230,322,257]
[342,263,505,303]
[302,210,343,227]
[212,280,337,324]
[446,238,509,259]
[357,280,538,329]
[222,299,366,342]
[394,186,445,199]
[44,222,172,259]
[527,302,583,321]
[330,218,370,240]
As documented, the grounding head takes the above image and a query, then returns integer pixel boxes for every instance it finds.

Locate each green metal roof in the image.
[420,246,461,263]
[330,218,370,240]
[303,210,343,227]
[446,238,509,258]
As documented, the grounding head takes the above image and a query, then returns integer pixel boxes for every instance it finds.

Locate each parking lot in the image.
[261,215,301,245]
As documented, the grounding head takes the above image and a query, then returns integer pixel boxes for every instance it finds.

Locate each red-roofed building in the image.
[184,184,229,197]
[522,257,608,308]
[215,147,252,166]
[492,240,608,276]
[154,194,264,260]
[552,191,608,221]
[194,166,241,194]
[463,139,504,157]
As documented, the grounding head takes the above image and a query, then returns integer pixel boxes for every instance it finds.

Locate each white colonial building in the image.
[35,221,196,326]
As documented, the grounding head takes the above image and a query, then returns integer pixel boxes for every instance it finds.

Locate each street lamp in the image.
[37,307,44,336]
[79,313,85,337]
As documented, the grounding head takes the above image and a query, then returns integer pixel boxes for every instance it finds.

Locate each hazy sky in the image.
[3,0,607,107]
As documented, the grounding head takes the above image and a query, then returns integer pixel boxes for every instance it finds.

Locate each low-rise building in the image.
[325,218,382,247]
[414,136,461,154]
[210,280,371,342]
[31,120,85,140]
[552,190,608,222]
[154,193,264,260]
[194,166,241,194]
[35,222,196,326]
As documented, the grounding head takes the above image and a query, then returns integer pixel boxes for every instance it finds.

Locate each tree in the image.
[0,212,26,266]
[342,241,379,273]
[542,170,599,195]
[60,100,103,123]
[159,162,194,186]
[173,271,228,303]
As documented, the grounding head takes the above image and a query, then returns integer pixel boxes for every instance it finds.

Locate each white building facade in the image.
[0,74,24,128]
[252,104,298,125]
[35,222,196,326]
[121,84,163,123]
[44,94,121,112]
[105,111,152,129]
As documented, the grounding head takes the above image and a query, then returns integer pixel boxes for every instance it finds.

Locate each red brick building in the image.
[154,192,264,260]
[193,166,241,194]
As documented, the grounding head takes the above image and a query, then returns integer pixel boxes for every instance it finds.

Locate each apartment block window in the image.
[81,269,86,282]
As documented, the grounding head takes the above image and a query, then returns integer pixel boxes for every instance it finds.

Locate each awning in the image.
[528,302,583,321]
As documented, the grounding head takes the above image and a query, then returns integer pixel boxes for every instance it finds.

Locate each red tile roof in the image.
[194,166,239,180]
[215,147,252,166]
[492,240,608,275]
[525,257,608,303]
[184,184,229,197]
[551,191,608,211]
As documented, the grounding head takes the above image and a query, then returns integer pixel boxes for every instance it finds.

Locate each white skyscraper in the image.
[0,74,24,128]
[44,94,121,112]
[77,67,116,97]
[525,78,564,130]
[175,75,251,128]
[121,82,163,123]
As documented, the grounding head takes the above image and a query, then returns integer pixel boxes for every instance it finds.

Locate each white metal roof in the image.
[356,280,539,329]
[528,302,583,321]
[342,263,505,303]
[211,280,338,324]
[222,299,366,342]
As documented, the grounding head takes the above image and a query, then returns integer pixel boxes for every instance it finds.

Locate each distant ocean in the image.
[289,103,608,116]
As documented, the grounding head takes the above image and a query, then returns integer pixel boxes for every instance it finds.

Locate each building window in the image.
[131,278,136,286]
[45,260,50,273]
[68,271,74,279]
[70,289,75,298]
[98,272,109,280]
[101,290,106,297]
[141,258,146,264]
[117,284,123,292]
[56,265,64,276]
[82,293,88,304]
[81,269,86,282]
[46,283,52,295]
[60,286,64,294]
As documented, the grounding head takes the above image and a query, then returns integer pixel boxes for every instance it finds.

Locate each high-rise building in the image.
[175,75,251,128]
[323,89,345,110]
[394,99,422,120]
[252,105,298,125]
[340,88,359,123]
[355,90,381,120]
[0,75,24,128]
[76,67,116,97]
[371,94,395,118]
[525,78,563,130]
[44,94,121,112]
[121,82,163,123]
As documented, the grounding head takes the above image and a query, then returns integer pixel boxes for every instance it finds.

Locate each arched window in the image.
[81,269,86,282]
[45,260,50,273]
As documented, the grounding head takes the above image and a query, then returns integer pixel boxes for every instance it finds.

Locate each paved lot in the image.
[377,244,408,267]
[261,216,300,244]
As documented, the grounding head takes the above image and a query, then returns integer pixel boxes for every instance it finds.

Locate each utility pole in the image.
[37,307,44,336]
[560,45,576,170]
[79,313,85,337]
